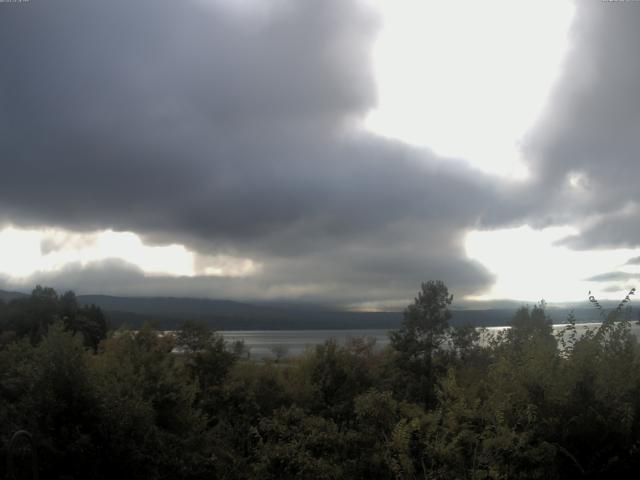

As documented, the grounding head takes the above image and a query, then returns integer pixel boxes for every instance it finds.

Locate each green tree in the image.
[253,406,344,480]
[508,302,553,347]
[0,322,101,478]
[5,286,59,344]
[176,321,238,390]
[72,304,108,350]
[176,320,214,354]
[389,280,453,406]
[1,287,107,348]
[304,338,376,425]
[90,324,210,479]
[60,291,108,349]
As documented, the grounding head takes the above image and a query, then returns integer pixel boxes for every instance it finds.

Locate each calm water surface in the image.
[219,322,640,359]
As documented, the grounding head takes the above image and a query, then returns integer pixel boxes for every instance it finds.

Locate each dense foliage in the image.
[1,282,640,479]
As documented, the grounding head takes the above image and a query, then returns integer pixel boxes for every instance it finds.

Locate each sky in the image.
[1,0,640,309]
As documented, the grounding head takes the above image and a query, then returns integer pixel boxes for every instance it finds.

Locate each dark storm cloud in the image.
[0,0,377,235]
[0,0,500,304]
[490,0,640,250]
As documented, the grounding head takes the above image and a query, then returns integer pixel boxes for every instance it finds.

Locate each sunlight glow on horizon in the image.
[365,0,575,179]
[0,226,259,282]
[465,226,640,303]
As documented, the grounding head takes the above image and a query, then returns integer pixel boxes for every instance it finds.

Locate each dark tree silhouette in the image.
[390,280,453,405]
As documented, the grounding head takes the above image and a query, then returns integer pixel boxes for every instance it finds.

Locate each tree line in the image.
[1,281,639,479]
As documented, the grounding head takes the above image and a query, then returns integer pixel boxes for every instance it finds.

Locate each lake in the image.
[219,322,640,359]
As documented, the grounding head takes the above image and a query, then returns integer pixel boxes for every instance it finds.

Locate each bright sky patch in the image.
[365,0,575,179]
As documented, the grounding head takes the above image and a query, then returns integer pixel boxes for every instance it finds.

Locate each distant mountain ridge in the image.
[0,289,28,302]
[77,295,270,318]
[76,294,404,330]
[0,289,625,330]
[73,294,612,330]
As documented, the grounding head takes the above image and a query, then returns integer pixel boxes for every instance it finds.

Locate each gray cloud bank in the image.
[2,0,639,305]
[0,0,501,305]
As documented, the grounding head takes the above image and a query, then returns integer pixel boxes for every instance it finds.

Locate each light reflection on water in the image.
[218,323,640,360]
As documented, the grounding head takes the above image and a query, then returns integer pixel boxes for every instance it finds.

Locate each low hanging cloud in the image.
[0,0,503,305]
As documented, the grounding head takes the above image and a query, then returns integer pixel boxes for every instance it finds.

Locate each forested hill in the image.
[0,289,27,303]
[77,294,405,330]
[0,289,611,330]
[76,294,607,330]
